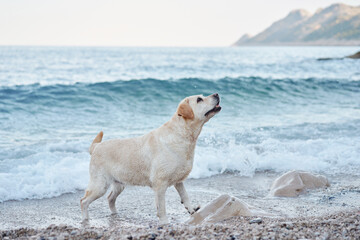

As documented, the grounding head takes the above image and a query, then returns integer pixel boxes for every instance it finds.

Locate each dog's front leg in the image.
[175,182,199,215]
[154,185,169,224]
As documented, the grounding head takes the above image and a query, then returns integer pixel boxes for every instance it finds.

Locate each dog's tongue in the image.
[216,104,220,107]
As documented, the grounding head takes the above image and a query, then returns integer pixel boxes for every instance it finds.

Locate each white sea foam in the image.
[190,135,360,178]
[0,142,90,202]
[1,134,359,202]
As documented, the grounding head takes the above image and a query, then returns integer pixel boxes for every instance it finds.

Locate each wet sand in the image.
[1,172,359,239]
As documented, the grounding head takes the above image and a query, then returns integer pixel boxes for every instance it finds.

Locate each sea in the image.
[0,46,359,203]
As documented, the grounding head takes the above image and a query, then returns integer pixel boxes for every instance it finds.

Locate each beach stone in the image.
[149,233,157,240]
[322,232,330,240]
[97,231,103,238]
[346,51,360,59]
[270,170,330,197]
[282,222,294,229]
[249,218,263,224]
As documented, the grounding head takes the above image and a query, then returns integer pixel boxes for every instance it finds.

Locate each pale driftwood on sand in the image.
[270,170,330,197]
[186,194,269,225]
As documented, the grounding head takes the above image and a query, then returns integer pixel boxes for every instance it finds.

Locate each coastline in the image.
[1,172,359,239]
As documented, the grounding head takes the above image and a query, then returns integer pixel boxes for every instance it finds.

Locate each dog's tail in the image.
[89,131,103,155]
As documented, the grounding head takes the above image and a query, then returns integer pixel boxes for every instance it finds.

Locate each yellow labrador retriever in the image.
[81,93,221,224]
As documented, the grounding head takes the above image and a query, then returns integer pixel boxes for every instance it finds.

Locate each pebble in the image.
[323,232,330,240]
[97,231,103,238]
[249,218,263,224]
[282,222,294,229]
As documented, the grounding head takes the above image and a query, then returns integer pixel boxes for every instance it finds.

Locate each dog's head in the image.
[177,93,221,122]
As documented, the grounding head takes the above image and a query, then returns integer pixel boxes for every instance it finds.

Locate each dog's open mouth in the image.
[205,102,221,116]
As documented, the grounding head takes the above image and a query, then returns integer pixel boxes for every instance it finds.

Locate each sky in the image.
[0,0,359,47]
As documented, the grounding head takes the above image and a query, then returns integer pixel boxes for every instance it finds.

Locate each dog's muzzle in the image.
[205,93,221,116]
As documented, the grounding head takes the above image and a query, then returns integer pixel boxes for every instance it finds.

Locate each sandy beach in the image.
[1,172,359,239]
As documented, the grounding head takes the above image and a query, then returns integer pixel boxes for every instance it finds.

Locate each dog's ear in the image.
[177,101,194,120]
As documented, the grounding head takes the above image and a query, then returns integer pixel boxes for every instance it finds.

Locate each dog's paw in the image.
[194,205,200,212]
[187,205,200,215]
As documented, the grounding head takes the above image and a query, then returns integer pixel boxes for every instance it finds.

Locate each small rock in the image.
[70,230,77,235]
[322,232,330,240]
[346,51,360,59]
[249,218,262,224]
[58,224,66,229]
[149,233,157,240]
[228,235,236,240]
[283,222,293,229]
[169,230,176,236]
[46,224,56,230]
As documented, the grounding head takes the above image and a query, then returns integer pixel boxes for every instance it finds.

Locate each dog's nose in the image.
[213,93,219,99]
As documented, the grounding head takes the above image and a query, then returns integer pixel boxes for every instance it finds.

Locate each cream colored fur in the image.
[81,94,221,224]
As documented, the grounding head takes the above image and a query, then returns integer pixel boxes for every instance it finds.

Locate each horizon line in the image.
[1,44,359,48]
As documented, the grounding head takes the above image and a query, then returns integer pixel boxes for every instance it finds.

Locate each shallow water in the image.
[0,46,360,202]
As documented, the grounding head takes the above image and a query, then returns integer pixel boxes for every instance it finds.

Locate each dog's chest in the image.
[172,159,193,183]
[156,136,197,184]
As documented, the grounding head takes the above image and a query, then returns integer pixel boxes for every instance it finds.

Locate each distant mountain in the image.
[234,3,360,46]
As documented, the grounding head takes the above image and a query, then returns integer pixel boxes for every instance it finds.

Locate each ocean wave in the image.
[1,77,359,107]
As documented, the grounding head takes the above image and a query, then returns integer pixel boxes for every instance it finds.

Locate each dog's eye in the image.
[197,97,203,103]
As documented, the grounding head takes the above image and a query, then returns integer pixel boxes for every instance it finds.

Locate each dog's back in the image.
[90,135,152,187]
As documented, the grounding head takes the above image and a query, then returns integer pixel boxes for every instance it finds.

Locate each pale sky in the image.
[0,0,359,46]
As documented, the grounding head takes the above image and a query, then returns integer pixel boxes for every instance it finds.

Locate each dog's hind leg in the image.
[175,182,199,215]
[80,176,109,221]
[107,181,125,214]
